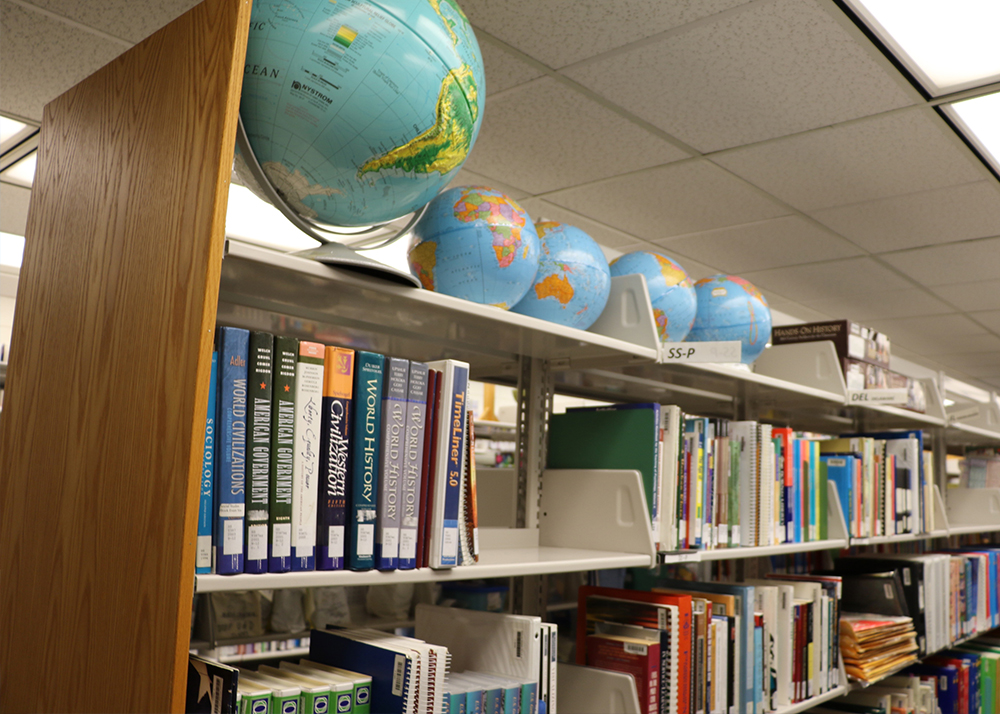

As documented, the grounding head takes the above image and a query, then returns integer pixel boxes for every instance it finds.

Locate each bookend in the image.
[557,662,642,714]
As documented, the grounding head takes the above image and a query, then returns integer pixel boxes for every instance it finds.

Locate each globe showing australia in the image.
[240,0,485,227]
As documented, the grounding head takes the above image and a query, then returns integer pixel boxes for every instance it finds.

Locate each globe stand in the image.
[234,115,422,287]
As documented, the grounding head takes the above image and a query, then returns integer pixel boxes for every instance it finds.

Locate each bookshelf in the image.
[1,1,998,711]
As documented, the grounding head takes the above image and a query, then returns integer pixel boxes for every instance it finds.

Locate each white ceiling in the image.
[2,0,999,394]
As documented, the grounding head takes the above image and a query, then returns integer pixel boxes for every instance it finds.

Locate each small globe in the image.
[688,275,772,363]
[239,0,485,227]
[408,186,540,308]
[609,251,697,342]
[510,221,611,330]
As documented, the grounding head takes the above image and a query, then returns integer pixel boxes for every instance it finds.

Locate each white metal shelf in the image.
[775,686,850,714]
[217,241,658,374]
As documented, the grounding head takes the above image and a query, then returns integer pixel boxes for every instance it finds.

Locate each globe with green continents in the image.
[240,0,485,227]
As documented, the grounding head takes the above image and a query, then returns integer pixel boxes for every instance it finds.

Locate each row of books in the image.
[549,404,936,553]
[958,455,1000,489]
[808,631,1000,714]
[187,604,556,714]
[832,547,1000,661]
[576,574,843,714]
[201,326,479,575]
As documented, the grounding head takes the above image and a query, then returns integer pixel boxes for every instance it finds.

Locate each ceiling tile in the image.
[808,181,1000,253]
[920,334,1000,357]
[562,0,916,152]
[712,109,987,211]
[463,0,752,69]
[799,288,954,322]
[880,237,1000,286]
[0,3,129,122]
[462,77,688,195]
[544,159,790,242]
[969,310,1000,334]
[653,215,863,273]
[0,183,31,237]
[931,280,1000,312]
[765,295,836,325]
[516,199,642,249]
[445,169,531,201]
[478,36,545,95]
[740,257,915,304]
[865,315,997,356]
[24,0,199,43]
[937,352,1000,371]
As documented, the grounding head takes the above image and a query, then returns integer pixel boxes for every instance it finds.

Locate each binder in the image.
[310,628,417,714]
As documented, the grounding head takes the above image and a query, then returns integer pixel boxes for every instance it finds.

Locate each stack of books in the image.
[840,614,919,684]
[201,325,480,575]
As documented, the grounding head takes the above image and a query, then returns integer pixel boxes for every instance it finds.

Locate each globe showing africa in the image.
[610,250,697,342]
[408,186,541,309]
[511,221,611,330]
[688,275,772,364]
[239,0,485,227]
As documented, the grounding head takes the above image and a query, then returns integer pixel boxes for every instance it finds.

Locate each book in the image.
[292,340,325,571]
[587,632,661,714]
[425,359,470,570]
[375,357,409,570]
[277,661,355,714]
[298,659,373,714]
[317,346,354,571]
[310,628,417,714]
[548,407,660,548]
[245,330,273,574]
[416,368,442,569]
[195,351,218,574]
[215,325,249,575]
[186,654,239,713]
[349,351,385,571]
[268,335,298,573]
[399,362,428,570]
[258,663,331,714]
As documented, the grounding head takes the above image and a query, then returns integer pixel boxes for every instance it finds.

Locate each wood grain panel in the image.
[0,0,251,710]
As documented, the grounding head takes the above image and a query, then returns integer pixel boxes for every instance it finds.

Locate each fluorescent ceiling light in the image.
[947,91,1000,172]
[0,232,25,269]
[2,153,36,187]
[1,117,30,148]
[845,0,1000,95]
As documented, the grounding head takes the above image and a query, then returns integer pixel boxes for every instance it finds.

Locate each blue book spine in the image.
[483,687,502,714]
[215,326,249,575]
[821,455,854,538]
[317,346,354,571]
[398,362,428,570]
[792,440,802,544]
[375,357,409,570]
[196,352,218,574]
[466,689,484,714]
[521,682,537,714]
[349,351,385,570]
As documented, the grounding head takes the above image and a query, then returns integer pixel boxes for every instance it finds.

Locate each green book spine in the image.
[818,451,828,541]
[729,438,741,548]
[246,330,273,574]
[268,335,298,573]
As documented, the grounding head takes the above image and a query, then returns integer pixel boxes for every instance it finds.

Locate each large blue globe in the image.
[609,251,697,342]
[408,186,541,309]
[240,0,485,227]
[688,275,772,363]
[511,221,611,330]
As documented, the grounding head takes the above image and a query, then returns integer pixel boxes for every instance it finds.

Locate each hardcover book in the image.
[425,359,470,569]
[375,356,409,570]
[399,361,429,570]
[350,351,385,570]
[245,330,273,574]
[416,368,442,569]
[196,351,217,574]
[317,345,354,571]
[268,335,298,573]
[215,326,249,575]
[292,340,325,571]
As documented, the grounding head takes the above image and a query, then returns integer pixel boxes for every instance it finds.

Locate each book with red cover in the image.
[415,369,441,569]
[925,656,971,714]
[578,586,693,714]
[586,632,661,714]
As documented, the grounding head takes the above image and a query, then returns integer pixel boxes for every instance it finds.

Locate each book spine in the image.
[268,336,298,573]
[375,357,409,570]
[195,351,218,574]
[399,362,428,570]
[317,346,354,570]
[245,331,273,574]
[430,360,468,568]
[350,351,385,570]
[215,326,249,575]
[292,341,325,571]
[417,369,441,568]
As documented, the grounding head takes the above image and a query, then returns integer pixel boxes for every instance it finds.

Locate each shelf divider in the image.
[752,341,848,398]
[557,663,642,714]
[946,487,1000,534]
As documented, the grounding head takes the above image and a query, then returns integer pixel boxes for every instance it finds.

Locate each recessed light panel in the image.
[1,153,36,188]
[946,91,1000,173]
[0,232,25,269]
[845,0,1000,95]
